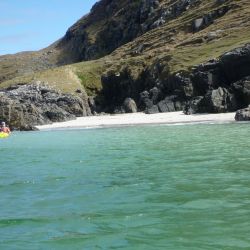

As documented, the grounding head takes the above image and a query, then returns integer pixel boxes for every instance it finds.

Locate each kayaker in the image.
[0,122,11,134]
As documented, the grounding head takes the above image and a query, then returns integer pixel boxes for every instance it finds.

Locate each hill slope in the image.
[1,0,250,129]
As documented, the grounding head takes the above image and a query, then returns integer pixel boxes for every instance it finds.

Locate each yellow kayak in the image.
[0,132,9,138]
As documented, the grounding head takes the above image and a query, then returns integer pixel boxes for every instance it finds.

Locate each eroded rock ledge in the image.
[100,44,250,116]
[0,83,91,130]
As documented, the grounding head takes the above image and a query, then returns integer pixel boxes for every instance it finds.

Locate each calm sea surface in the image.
[0,123,250,249]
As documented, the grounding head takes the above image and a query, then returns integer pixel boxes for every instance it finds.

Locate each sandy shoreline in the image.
[35,111,236,131]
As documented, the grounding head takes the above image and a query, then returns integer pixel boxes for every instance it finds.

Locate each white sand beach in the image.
[35,111,236,131]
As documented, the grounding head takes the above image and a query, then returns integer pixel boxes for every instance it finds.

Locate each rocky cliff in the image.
[101,44,250,115]
[1,0,250,129]
[0,83,91,130]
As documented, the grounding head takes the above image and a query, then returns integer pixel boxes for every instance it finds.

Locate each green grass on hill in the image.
[169,26,250,73]
[0,60,105,96]
[75,61,103,96]
[0,0,250,96]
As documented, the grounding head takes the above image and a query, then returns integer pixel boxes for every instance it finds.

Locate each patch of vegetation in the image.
[75,60,104,96]
[106,0,250,76]
[0,59,107,97]
[169,26,250,73]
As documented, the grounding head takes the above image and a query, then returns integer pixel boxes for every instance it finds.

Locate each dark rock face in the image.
[158,95,184,113]
[100,65,188,114]
[150,0,201,29]
[101,68,144,112]
[232,76,250,108]
[192,5,230,32]
[184,44,250,113]
[145,105,159,114]
[184,96,204,114]
[201,87,237,113]
[184,85,237,114]
[220,44,250,83]
[58,0,202,62]
[167,73,194,98]
[191,59,222,95]
[0,83,91,130]
[235,106,250,121]
[193,18,204,31]
[100,44,250,115]
[158,98,174,113]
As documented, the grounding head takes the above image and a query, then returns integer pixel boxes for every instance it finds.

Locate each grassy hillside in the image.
[0,0,250,97]
[108,0,250,74]
[0,60,104,96]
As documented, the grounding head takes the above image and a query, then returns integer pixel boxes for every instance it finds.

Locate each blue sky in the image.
[0,0,98,55]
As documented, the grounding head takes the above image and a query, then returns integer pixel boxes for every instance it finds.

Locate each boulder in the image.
[157,96,176,112]
[235,106,250,121]
[184,88,237,114]
[123,98,137,113]
[202,87,237,113]
[206,31,219,41]
[192,6,229,32]
[174,100,184,111]
[145,105,159,114]
[191,58,225,95]
[193,18,204,31]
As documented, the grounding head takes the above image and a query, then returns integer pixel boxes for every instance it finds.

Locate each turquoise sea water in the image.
[0,123,250,250]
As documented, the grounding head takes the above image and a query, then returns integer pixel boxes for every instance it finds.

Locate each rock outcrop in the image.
[235,106,250,121]
[192,5,229,32]
[0,83,91,130]
[232,76,250,107]
[58,0,204,62]
[185,44,250,113]
[123,98,137,113]
[185,88,237,114]
[100,44,250,115]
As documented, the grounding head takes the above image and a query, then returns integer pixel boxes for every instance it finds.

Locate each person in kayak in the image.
[0,122,11,134]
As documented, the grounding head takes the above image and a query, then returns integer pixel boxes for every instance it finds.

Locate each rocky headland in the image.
[0,83,91,130]
[1,0,250,130]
